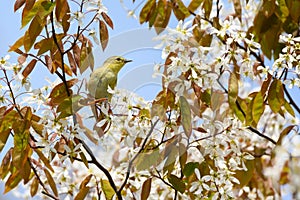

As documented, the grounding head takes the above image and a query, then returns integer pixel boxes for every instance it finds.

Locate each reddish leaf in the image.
[99,20,109,51]
[101,12,114,29]
[22,59,37,79]
[18,54,28,65]
[45,55,55,74]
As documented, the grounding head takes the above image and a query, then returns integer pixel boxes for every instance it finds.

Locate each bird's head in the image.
[104,56,132,73]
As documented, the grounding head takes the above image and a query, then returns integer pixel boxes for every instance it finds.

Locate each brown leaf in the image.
[45,55,55,73]
[22,59,37,78]
[141,178,152,200]
[101,12,114,29]
[30,177,39,197]
[44,168,58,196]
[99,20,109,51]
[14,0,26,12]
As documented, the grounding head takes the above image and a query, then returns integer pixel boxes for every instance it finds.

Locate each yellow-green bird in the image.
[87,56,132,100]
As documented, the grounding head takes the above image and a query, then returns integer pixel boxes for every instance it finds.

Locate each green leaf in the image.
[179,96,192,138]
[267,79,284,113]
[101,179,115,200]
[234,159,255,187]
[188,0,203,13]
[22,0,38,28]
[172,0,190,20]
[139,0,156,24]
[135,149,160,171]
[228,73,245,121]
[284,99,295,117]
[168,174,186,193]
[4,171,22,194]
[183,162,199,177]
[276,0,289,22]
[203,0,212,19]
[252,92,265,126]
[38,1,55,19]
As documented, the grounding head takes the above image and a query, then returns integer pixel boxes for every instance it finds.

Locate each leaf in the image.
[80,174,93,188]
[74,187,90,200]
[232,0,242,21]
[99,20,109,51]
[24,15,45,52]
[9,36,24,52]
[34,38,53,55]
[44,168,58,196]
[73,44,81,68]
[154,0,171,33]
[34,149,54,172]
[172,0,190,20]
[101,179,115,200]
[22,59,37,78]
[4,171,22,193]
[284,99,295,117]
[21,160,31,184]
[139,0,156,24]
[135,149,160,171]
[21,0,37,27]
[0,148,12,179]
[179,96,192,138]
[267,79,284,113]
[101,12,114,29]
[252,91,265,126]
[277,125,295,145]
[30,177,39,197]
[48,79,78,106]
[234,159,255,187]
[228,73,245,121]
[141,178,152,200]
[38,1,55,19]
[203,0,212,19]
[183,162,199,177]
[168,174,186,193]
[14,0,26,12]
[276,0,289,22]
[188,0,203,13]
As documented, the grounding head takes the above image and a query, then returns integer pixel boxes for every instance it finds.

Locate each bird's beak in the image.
[124,59,132,63]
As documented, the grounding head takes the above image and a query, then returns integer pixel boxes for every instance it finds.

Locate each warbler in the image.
[87,56,132,100]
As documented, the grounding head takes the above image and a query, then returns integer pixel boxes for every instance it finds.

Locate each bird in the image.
[87,56,132,100]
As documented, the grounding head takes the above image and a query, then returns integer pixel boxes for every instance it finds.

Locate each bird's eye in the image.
[116,57,122,62]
